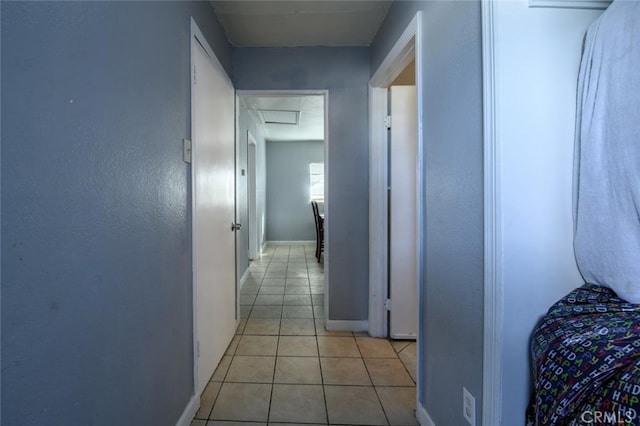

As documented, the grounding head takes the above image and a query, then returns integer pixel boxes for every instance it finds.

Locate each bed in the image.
[527,283,640,425]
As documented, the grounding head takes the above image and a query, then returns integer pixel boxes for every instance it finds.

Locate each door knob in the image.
[231,223,242,231]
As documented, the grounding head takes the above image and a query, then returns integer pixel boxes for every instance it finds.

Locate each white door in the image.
[192,33,236,395]
[248,133,258,260]
[389,85,418,339]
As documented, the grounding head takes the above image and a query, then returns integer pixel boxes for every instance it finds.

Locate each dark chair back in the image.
[311,201,324,262]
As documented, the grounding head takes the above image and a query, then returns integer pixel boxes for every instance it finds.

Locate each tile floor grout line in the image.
[266,248,280,425]
[395,341,418,387]
[356,335,392,426]
[304,247,331,426]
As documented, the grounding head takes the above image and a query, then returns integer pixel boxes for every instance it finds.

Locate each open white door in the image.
[191,24,237,395]
[389,85,418,339]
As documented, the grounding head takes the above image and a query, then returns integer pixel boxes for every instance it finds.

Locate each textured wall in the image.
[266,140,324,241]
[371,1,485,424]
[233,47,370,321]
[1,2,231,425]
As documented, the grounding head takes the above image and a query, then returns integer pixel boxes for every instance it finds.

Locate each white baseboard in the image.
[325,320,369,332]
[265,240,315,246]
[176,394,199,426]
[416,401,436,426]
[239,268,249,290]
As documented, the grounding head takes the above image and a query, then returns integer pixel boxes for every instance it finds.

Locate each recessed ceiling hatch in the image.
[258,109,300,125]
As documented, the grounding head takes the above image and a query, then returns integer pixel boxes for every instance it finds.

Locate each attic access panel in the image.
[259,109,300,125]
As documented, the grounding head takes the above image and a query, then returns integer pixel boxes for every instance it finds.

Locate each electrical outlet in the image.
[463,387,476,426]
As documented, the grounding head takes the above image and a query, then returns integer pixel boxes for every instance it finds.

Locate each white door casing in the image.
[389,85,418,340]
[248,132,258,260]
[368,10,428,424]
[368,14,422,340]
[191,21,236,396]
[236,90,330,328]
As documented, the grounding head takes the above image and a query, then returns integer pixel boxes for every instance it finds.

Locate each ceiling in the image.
[241,95,325,141]
[219,2,390,141]
[211,1,393,47]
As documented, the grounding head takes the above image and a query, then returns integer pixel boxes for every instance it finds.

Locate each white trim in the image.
[368,11,424,415]
[481,2,503,426]
[264,240,315,246]
[322,91,330,327]
[175,394,199,426]
[189,18,201,402]
[529,0,611,8]
[370,21,417,87]
[247,131,259,260]
[415,17,425,419]
[237,90,329,325]
[237,90,328,97]
[234,85,241,326]
[416,401,436,426]
[392,333,417,340]
[325,320,369,332]
[368,86,389,339]
[368,10,422,348]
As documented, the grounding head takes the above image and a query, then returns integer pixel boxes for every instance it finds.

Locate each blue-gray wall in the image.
[372,1,484,424]
[237,101,267,278]
[266,140,324,241]
[1,2,231,425]
[233,48,370,321]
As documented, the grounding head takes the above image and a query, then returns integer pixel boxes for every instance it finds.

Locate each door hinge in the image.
[193,65,197,85]
[196,340,200,358]
[384,299,391,311]
[384,115,392,129]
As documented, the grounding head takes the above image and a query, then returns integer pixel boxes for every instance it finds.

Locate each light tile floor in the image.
[191,243,418,426]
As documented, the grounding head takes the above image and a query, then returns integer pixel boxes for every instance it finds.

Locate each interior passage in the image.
[191,243,417,426]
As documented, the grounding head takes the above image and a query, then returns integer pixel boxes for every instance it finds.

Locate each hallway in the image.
[191,243,417,426]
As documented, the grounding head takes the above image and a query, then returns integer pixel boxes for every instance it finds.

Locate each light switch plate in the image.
[183,139,192,163]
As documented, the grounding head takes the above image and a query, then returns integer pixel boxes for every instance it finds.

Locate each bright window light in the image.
[310,163,324,202]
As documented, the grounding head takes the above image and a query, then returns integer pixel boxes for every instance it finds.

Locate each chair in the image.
[311,201,324,262]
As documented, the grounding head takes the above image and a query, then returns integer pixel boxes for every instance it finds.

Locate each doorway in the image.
[368,10,426,424]
[368,15,422,338]
[388,81,418,339]
[235,90,329,325]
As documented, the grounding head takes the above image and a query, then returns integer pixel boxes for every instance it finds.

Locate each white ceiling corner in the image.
[211,1,393,47]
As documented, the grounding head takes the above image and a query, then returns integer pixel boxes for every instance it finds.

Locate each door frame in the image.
[236,89,330,326]
[368,9,426,423]
[481,2,501,425]
[368,13,422,340]
[247,131,258,260]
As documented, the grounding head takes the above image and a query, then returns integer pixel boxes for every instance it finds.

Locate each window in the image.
[309,163,324,202]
